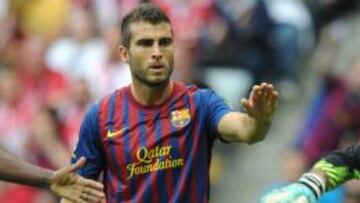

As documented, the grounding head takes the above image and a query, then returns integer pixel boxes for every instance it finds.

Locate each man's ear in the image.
[119,45,129,63]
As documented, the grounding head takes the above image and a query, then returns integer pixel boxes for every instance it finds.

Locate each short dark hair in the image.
[120,3,171,47]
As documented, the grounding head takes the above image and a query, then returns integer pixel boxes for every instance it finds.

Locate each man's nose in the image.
[151,45,162,60]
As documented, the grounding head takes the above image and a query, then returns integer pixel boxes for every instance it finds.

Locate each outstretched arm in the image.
[0,147,104,202]
[0,146,53,188]
[218,82,278,143]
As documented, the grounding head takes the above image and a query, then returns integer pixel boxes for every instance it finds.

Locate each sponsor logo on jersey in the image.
[126,145,184,179]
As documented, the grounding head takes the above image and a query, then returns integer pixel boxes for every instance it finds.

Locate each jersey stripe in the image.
[158,106,175,202]
[107,92,123,203]
[144,110,162,203]
[183,93,199,203]
[186,91,197,203]
[167,97,182,202]
[127,95,142,203]
[154,110,169,202]
[98,95,117,201]
[171,92,189,202]
[113,89,127,202]
[137,109,153,202]
[193,93,209,203]
[122,94,135,203]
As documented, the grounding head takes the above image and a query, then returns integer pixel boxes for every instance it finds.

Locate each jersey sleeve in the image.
[201,89,233,141]
[71,103,104,180]
[313,144,360,191]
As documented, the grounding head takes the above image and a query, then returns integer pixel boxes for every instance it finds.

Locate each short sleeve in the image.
[71,103,104,179]
[201,89,232,141]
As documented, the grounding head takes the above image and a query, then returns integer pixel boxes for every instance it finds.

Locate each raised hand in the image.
[239,82,278,143]
[241,82,278,120]
[260,183,317,203]
[49,157,105,203]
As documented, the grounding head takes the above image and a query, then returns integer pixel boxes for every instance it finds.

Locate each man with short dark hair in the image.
[63,3,278,203]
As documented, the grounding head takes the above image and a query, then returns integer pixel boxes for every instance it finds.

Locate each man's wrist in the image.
[41,169,54,189]
[298,172,326,199]
[255,117,271,135]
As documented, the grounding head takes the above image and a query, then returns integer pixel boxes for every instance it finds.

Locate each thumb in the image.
[68,157,86,173]
[241,98,251,113]
[50,157,86,185]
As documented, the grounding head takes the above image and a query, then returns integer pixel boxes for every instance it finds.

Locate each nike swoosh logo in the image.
[107,127,128,138]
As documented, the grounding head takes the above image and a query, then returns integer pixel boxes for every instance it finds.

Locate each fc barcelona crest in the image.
[171,108,191,128]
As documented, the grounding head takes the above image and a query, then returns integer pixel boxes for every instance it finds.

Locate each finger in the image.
[252,88,262,103]
[267,83,276,93]
[255,85,263,94]
[81,192,102,203]
[258,83,272,98]
[270,91,279,108]
[250,85,260,100]
[266,89,278,105]
[260,82,268,87]
[241,98,251,113]
[76,199,86,203]
[65,195,85,203]
[81,186,105,202]
[266,83,274,90]
[70,157,87,172]
[254,88,266,104]
[257,88,264,97]
[260,82,268,89]
[80,178,104,190]
[83,185,105,199]
[262,83,275,98]
[265,90,273,103]
[64,196,77,202]
[76,196,86,203]
[263,89,268,98]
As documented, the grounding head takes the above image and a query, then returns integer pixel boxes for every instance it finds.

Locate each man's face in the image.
[122,21,174,86]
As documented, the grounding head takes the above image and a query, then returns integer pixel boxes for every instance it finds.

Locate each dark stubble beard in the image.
[131,67,173,88]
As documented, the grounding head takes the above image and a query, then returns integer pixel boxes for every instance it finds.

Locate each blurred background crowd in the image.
[0,0,359,202]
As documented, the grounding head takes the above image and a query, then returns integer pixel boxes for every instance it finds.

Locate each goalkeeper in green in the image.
[261,144,360,203]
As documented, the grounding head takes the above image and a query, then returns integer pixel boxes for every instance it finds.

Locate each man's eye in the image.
[159,38,172,46]
[138,40,153,47]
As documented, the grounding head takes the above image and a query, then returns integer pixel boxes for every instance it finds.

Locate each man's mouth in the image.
[149,65,164,69]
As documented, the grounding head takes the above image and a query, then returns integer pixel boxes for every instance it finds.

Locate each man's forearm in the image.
[217,112,272,144]
[0,147,53,188]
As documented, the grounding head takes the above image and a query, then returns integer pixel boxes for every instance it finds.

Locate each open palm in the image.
[50,157,105,203]
[241,82,278,120]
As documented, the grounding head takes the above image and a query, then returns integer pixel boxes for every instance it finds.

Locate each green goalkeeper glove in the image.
[260,173,326,203]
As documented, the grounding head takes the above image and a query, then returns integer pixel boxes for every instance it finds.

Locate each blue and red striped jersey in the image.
[72,82,232,203]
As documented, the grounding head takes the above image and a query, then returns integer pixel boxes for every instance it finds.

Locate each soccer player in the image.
[261,144,360,203]
[0,146,104,202]
[62,3,278,203]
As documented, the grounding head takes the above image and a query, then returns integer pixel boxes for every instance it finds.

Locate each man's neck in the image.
[130,80,173,106]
